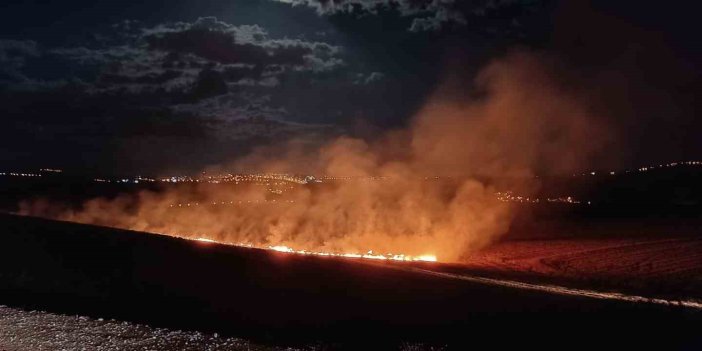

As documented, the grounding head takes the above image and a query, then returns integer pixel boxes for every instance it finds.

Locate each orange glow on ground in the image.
[192,239,437,262]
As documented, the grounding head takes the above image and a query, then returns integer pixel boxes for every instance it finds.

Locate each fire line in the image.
[193,237,437,262]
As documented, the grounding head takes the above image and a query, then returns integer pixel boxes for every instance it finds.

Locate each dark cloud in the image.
[98,69,183,85]
[272,0,534,32]
[34,17,345,98]
[188,69,229,100]
[354,71,384,84]
[0,39,39,83]
[273,0,462,31]
[143,17,342,70]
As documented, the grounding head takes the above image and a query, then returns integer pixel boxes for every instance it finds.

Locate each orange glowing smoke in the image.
[19,51,610,263]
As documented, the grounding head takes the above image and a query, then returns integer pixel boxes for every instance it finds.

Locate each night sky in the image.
[1,0,700,175]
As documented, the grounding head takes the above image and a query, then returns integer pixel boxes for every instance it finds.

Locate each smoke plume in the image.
[20,51,610,262]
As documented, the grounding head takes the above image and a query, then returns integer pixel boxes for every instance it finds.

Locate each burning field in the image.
[17,52,611,264]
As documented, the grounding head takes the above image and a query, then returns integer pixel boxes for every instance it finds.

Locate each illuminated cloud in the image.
[46,17,344,95]
[143,17,343,70]
[271,0,533,31]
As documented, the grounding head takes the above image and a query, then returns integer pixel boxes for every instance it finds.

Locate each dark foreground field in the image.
[1,213,701,349]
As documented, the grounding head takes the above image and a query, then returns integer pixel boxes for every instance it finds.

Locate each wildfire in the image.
[193,238,437,262]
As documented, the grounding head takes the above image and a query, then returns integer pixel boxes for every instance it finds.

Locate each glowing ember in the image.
[188,238,437,262]
[266,245,436,262]
[270,245,294,253]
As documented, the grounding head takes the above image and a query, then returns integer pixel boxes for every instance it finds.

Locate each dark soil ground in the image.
[1,213,701,349]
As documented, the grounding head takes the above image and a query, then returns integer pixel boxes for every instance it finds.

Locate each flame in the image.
[191,238,436,262]
[270,245,294,253]
[269,245,437,262]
